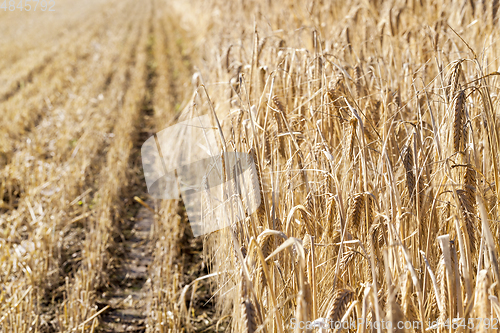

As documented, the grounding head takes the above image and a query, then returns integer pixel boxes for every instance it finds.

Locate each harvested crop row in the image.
[0,0,137,216]
[63,1,152,330]
[146,0,204,330]
[40,5,148,331]
[0,0,146,331]
[146,3,182,329]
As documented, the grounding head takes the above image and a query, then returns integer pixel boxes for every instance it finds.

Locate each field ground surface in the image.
[0,0,211,331]
[4,0,500,333]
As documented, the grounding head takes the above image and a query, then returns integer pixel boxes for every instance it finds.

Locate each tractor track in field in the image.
[94,4,218,331]
[0,0,216,331]
[30,2,149,331]
[95,3,157,332]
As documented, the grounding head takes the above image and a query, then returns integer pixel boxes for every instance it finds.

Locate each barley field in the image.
[2,0,500,332]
